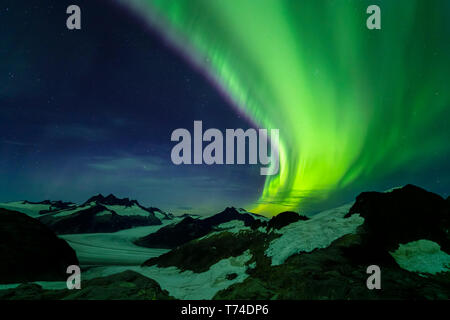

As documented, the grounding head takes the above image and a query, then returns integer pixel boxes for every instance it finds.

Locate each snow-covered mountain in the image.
[135,207,268,249]
[0,200,76,218]
[39,194,173,234]
[0,194,171,234]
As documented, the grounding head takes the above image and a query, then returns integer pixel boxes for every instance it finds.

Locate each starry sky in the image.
[0,0,449,216]
[0,0,264,214]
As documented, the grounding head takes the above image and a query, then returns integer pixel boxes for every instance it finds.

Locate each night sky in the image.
[0,0,264,214]
[1,0,449,216]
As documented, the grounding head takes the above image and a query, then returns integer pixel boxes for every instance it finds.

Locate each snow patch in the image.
[390,239,450,275]
[104,204,151,217]
[199,220,252,240]
[257,226,268,233]
[53,204,93,217]
[383,186,403,193]
[265,203,364,266]
[216,220,251,233]
[95,210,114,217]
[153,210,167,220]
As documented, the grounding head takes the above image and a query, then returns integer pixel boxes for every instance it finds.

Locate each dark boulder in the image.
[214,233,450,300]
[0,208,78,284]
[268,211,309,230]
[345,184,449,253]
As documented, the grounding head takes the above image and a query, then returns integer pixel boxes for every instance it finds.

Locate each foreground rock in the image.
[0,270,174,300]
[214,233,450,299]
[345,184,449,253]
[0,208,78,284]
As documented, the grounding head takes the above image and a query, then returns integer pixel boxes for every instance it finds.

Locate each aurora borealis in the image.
[121,0,450,215]
[1,0,448,216]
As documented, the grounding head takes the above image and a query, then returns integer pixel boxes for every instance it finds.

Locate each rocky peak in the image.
[268,211,309,230]
[345,184,449,252]
[83,194,138,207]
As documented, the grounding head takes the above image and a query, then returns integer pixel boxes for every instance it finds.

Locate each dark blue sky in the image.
[0,0,265,214]
[1,0,448,216]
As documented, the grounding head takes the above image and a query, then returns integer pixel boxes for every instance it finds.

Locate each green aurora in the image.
[121,0,450,216]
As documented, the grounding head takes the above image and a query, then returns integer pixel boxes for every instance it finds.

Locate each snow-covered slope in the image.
[102,204,155,217]
[51,203,95,217]
[0,201,76,218]
[265,203,364,265]
[60,223,173,265]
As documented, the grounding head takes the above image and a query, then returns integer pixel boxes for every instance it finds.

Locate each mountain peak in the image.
[222,207,240,214]
[83,194,138,207]
[84,194,105,203]
[80,194,167,219]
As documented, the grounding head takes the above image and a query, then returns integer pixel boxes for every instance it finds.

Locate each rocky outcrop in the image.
[32,200,76,215]
[136,207,258,249]
[0,270,174,300]
[214,233,450,300]
[143,229,274,272]
[267,211,309,230]
[214,185,450,300]
[345,184,450,255]
[83,194,139,207]
[0,208,78,284]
